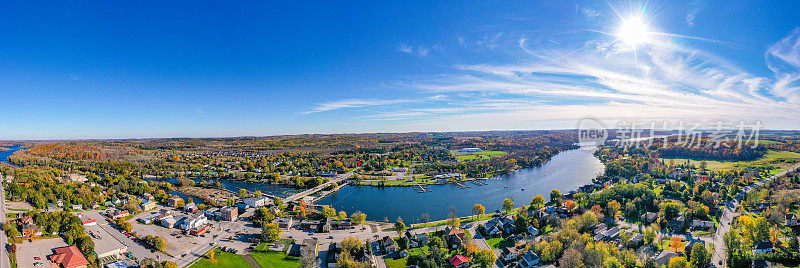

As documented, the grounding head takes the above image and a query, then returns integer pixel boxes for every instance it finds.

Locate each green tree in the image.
[337,211,347,224]
[473,249,496,268]
[350,211,367,225]
[394,220,406,237]
[472,204,485,219]
[273,197,284,208]
[690,242,708,268]
[502,198,515,212]
[206,248,215,260]
[262,223,282,242]
[238,189,248,198]
[322,206,337,219]
[530,195,545,209]
[550,189,562,206]
[226,198,235,207]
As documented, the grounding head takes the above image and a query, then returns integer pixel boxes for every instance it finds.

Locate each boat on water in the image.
[521,188,525,191]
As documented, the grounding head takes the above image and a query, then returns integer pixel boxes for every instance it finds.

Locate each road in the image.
[0,182,12,268]
[284,168,359,203]
[709,163,800,267]
[169,219,248,267]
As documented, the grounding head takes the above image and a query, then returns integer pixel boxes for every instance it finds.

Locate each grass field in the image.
[250,252,300,268]
[456,150,507,161]
[385,256,408,268]
[486,237,515,249]
[662,150,800,171]
[190,249,250,268]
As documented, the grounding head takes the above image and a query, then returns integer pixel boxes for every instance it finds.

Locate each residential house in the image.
[527,226,539,237]
[641,212,658,224]
[444,226,467,249]
[381,236,398,253]
[518,251,540,268]
[501,247,519,262]
[786,214,799,227]
[137,217,154,224]
[48,246,90,268]
[407,232,429,248]
[71,204,83,210]
[22,223,42,238]
[691,220,715,231]
[670,215,686,232]
[450,255,470,268]
[142,193,154,201]
[654,250,678,266]
[141,200,157,211]
[753,241,774,254]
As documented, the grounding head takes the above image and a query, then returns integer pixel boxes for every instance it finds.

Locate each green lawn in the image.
[486,237,515,249]
[250,252,300,268]
[456,151,507,161]
[190,249,250,268]
[477,151,508,156]
[385,256,408,268]
[663,150,800,171]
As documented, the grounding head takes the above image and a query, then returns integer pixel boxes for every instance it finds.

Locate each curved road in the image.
[1,182,12,268]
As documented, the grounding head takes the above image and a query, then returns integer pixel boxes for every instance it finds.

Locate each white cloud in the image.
[311,28,800,130]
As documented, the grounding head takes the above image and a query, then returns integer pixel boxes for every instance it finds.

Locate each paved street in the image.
[709,163,800,267]
[0,182,12,268]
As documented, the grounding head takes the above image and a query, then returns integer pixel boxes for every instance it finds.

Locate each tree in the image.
[420,213,430,227]
[337,211,347,224]
[550,189,562,206]
[226,198,235,207]
[322,206,336,219]
[350,211,367,225]
[530,195,545,209]
[262,223,281,242]
[447,216,461,229]
[121,222,133,233]
[340,236,363,254]
[472,204,485,219]
[644,224,657,246]
[394,220,406,237]
[473,249,496,268]
[161,261,178,268]
[206,248,215,260]
[669,237,683,252]
[690,242,708,268]
[273,197,284,208]
[607,200,622,219]
[429,236,445,249]
[238,189,248,198]
[502,198,515,212]
[560,248,583,268]
[667,256,688,268]
[253,190,262,197]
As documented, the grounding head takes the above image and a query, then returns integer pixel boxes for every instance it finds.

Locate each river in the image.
[315,148,605,222]
[0,145,24,166]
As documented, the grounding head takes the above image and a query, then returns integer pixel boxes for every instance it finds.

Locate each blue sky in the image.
[1,0,799,139]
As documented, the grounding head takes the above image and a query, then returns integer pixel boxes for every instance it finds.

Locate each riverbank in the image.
[316,148,605,222]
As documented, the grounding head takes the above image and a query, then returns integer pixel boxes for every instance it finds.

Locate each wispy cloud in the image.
[310,27,800,130]
[302,98,416,114]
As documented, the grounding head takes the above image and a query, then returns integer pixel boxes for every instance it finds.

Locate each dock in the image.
[414,184,431,193]
[466,179,486,186]
[453,181,469,189]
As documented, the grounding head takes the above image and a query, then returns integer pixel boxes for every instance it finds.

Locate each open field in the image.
[250,251,300,268]
[662,150,800,171]
[189,249,250,268]
[456,150,507,161]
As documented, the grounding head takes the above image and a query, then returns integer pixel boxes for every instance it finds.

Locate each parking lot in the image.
[16,237,68,268]
[76,210,168,263]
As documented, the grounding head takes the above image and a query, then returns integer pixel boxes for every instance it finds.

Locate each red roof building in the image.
[48,246,89,268]
[450,255,469,268]
[81,219,97,226]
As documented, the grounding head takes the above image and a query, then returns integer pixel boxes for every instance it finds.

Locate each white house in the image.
[244,196,271,208]
[180,213,208,231]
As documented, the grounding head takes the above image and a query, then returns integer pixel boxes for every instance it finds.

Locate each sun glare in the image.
[617,17,650,47]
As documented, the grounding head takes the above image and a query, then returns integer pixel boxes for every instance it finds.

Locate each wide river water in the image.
[2,144,604,222]
[316,148,604,222]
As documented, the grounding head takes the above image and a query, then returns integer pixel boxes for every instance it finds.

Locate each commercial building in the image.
[180,213,208,231]
[141,201,157,211]
[219,207,238,221]
[48,246,90,268]
[85,224,128,262]
[243,196,271,208]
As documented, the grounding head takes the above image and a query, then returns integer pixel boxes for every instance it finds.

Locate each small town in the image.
[2,1,800,267]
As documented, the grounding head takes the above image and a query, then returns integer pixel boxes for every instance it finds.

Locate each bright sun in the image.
[617,17,650,47]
